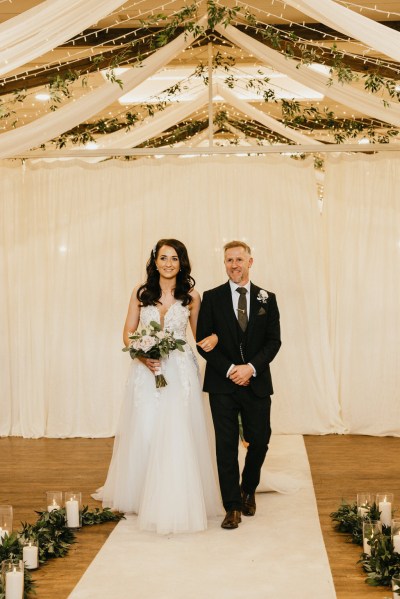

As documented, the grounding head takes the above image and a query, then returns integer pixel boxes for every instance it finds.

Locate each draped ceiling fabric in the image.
[285,0,400,63]
[2,8,400,159]
[0,17,207,160]
[215,24,400,128]
[84,83,319,158]
[0,0,128,77]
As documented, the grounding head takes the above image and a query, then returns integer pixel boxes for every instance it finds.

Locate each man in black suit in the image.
[196,241,281,529]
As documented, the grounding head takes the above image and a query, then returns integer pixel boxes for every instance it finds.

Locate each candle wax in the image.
[5,569,24,599]
[23,544,39,569]
[65,499,80,528]
[379,500,392,527]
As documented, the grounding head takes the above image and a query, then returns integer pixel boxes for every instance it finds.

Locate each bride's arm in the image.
[123,286,141,347]
[189,290,218,352]
[123,286,160,374]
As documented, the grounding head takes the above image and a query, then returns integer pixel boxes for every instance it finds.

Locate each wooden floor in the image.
[1,435,399,598]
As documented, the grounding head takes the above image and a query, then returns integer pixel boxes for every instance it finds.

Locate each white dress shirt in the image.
[227,280,256,378]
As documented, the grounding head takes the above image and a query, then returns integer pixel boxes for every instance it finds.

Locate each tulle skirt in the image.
[93,348,222,534]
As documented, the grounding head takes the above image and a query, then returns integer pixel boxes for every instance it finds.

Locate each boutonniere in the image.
[257,289,269,304]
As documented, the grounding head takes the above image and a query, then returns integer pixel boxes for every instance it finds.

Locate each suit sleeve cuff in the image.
[226,364,235,378]
[248,363,256,377]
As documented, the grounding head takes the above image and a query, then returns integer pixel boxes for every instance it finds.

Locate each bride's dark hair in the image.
[137,239,195,307]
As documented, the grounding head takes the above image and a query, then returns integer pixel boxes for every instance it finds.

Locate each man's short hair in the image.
[223,240,251,255]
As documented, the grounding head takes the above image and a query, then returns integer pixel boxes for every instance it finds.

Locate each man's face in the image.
[224,246,253,285]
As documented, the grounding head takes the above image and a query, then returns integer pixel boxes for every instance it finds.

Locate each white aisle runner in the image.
[69,436,336,599]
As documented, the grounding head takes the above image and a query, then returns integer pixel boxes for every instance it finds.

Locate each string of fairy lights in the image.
[231,0,400,74]
[0,0,400,150]
[0,0,198,86]
[337,0,400,17]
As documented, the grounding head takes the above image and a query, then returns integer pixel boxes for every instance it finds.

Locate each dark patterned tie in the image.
[236,287,248,332]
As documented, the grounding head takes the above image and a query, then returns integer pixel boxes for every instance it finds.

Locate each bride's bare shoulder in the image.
[188,288,201,309]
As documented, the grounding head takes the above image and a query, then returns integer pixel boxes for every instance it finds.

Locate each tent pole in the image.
[208,42,213,148]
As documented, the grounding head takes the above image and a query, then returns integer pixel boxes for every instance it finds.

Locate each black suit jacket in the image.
[196,282,281,397]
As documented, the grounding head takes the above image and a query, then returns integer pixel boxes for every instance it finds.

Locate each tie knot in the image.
[236,287,247,295]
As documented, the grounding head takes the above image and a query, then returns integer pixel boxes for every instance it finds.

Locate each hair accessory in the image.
[152,244,157,258]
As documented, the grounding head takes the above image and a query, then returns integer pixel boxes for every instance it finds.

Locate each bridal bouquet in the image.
[123,320,186,388]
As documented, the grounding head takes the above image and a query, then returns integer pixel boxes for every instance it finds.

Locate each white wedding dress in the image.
[93,301,222,534]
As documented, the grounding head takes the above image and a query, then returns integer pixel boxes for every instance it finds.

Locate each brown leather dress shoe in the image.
[241,489,256,516]
[221,510,242,529]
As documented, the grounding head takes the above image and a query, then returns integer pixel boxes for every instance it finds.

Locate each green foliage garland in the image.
[0,506,123,598]
[330,500,400,589]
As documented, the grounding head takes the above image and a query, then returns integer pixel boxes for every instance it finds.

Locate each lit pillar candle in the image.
[5,568,24,599]
[363,536,372,555]
[47,501,60,513]
[379,500,392,527]
[358,506,368,517]
[393,534,400,554]
[23,543,38,570]
[65,499,80,528]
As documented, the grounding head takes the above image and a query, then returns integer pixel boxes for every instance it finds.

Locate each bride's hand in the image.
[197,333,218,352]
[137,356,160,373]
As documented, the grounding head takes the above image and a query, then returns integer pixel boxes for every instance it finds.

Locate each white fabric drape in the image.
[97,90,209,150]
[216,83,322,145]
[0,0,128,77]
[285,0,400,63]
[0,156,341,437]
[323,152,400,435]
[216,24,400,127]
[0,17,206,160]
[87,82,319,156]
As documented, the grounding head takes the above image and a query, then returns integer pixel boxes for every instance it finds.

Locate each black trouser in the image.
[209,388,271,512]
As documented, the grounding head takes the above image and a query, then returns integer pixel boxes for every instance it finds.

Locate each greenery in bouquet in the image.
[123,320,186,387]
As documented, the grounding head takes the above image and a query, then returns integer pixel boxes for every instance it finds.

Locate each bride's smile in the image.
[156,245,180,279]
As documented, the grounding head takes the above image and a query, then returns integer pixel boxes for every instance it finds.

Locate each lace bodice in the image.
[140,301,190,340]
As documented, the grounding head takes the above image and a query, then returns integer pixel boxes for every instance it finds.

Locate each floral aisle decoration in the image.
[0,506,123,598]
[330,500,400,588]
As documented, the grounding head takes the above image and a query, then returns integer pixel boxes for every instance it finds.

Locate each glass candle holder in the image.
[392,520,400,554]
[22,538,39,570]
[0,505,13,542]
[1,559,24,599]
[392,574,400,598]
[362,520,381,556]
[357,492,374,517]
[46,491,63,513]
[64,491,82,528]
[376,493,394,527]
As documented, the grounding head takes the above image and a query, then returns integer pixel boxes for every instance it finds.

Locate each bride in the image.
[93,239,222,534]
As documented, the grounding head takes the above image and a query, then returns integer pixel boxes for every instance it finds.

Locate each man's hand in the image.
[229,364,253,386]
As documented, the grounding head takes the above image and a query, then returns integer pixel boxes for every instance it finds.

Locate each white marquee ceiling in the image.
[0,0,399,158]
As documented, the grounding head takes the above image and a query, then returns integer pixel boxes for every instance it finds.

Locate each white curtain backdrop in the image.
[323,152,400,435]
[0,156,344,438]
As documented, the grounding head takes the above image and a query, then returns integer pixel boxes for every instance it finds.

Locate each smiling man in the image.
[196,240,281,530]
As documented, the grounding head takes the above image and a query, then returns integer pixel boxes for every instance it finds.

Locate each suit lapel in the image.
[246,283,260,337]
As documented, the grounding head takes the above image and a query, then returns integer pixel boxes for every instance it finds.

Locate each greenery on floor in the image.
[331,501,400,588]
[0,506,124,598]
